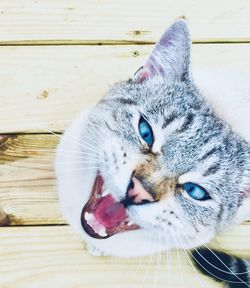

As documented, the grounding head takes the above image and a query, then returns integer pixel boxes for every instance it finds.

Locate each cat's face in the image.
[81,78,244,245]
[56,20,250,257]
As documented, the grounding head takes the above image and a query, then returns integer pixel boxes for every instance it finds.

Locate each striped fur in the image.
[192,248,250,287]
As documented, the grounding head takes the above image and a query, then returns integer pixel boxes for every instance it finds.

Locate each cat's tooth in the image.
[127,221,134,226]
[102,189,109,197]
[98,227,107,237]
[85,212,93,221]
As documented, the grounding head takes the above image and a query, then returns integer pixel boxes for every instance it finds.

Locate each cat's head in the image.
[56,20,250,257]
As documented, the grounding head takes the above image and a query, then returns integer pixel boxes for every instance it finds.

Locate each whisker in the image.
[175,233,209,288]
[131,230,155,288]
[171,232,184,287]
[165,240,170,287]
[28,123,100,155]
[29,124,63,139]
[153,231,162,288]
[70,140,99,154]
[140,230,160,288]
[84,120,109,141]
[181,231,249,286]
[189,249,249,285]
[68,167,100,171]
[185,225,249,276]
[169,238,173,287]
[61,152,99,159]
[56,160,106,166]
[59,139,99,155]
[56,147,99,157]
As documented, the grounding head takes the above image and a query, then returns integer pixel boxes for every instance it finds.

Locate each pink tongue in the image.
[94,195,127,228]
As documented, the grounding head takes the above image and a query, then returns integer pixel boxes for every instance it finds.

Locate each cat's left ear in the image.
[134,19,191,82]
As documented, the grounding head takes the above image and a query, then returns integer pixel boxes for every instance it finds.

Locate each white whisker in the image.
[153,231,162,288]
[180,231,249,286]
[131,230,155,288]
[175,233,209,288]
[84,120,109,141]
[183,229,250,281]
[184,220,250,277]
[171,232,184,287]
[161,233,170,287]
[30,124,63,139]
[140,229,160,288]
[56,159,106,166]
[68,167,100,171]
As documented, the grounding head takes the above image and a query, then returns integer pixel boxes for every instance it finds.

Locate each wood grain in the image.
[0,44,249,133]
[0,134,63,225]
[1,225,250,288]
[0,0,249,44]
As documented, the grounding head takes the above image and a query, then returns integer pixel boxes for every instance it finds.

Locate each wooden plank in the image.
[0,44,249,133]
[0,134,63,225]
[0,0,249,44]
[1,225,250,288]
[213,223,250,257]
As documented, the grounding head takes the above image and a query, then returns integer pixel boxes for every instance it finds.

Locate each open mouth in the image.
[81,173,140,239]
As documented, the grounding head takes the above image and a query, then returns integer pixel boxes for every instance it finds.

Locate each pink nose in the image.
[128,177,154,204]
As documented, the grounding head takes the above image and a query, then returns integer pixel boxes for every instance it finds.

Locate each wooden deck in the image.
[0,1,249,287]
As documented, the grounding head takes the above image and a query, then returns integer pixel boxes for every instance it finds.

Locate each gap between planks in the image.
[1,39,250,46]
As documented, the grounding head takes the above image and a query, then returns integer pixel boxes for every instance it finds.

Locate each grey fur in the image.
[92,76,250,230]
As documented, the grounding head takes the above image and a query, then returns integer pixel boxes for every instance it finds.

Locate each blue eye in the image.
[138,116,154,147]
[183,182,211,201]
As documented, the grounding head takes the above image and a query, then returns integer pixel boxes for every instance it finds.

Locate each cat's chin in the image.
[81,173,140,239]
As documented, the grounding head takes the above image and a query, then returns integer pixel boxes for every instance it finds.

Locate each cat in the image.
[56,20,250,287]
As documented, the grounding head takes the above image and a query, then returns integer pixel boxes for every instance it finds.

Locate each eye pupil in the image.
[188,186,194,193]
[138,116,154,147]
[183,182,211,201]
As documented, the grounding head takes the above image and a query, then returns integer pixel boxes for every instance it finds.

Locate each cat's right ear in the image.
[134,19,191,82]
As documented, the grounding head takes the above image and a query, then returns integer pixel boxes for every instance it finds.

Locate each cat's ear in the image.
[134,19,191,82]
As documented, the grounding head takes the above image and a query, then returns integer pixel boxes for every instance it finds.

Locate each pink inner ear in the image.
[244,187,250,197]
[133,19,190,83]
[134,66,151,82]
[134,24,174,83]
[134,57,164,82]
